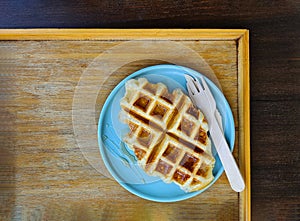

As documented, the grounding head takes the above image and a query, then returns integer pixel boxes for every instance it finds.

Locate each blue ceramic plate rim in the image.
[98,64,235,202]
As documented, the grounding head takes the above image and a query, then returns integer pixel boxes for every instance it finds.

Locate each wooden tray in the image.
[0,29,250,220]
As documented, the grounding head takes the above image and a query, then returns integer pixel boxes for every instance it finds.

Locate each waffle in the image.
[119,78,215,192]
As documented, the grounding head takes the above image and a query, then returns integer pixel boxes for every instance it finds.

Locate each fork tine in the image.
[184,74,195,84]
[186,85,197,103]
[187,84,195,98]
[200,76,210,92]
[186,80,197,95]
[200,76,216,109]
[185,74,198,94]
[192,76,204,92]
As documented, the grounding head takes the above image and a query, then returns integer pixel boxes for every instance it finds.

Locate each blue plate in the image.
[98,64,235,202]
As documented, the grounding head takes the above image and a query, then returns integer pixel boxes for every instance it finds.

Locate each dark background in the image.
[1,0,299,220]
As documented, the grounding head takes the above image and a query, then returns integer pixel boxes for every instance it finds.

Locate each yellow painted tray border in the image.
[0,29,250,221]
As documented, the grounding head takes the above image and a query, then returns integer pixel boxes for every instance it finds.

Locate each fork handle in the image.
[210,118,245,192]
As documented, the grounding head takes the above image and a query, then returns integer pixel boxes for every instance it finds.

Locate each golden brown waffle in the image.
[119,78,215,192]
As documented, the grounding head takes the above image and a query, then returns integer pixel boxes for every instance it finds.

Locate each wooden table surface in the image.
[0,1,299,220]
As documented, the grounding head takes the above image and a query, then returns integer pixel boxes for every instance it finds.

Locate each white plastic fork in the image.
[186,76,223,132]
[185,74,245,192]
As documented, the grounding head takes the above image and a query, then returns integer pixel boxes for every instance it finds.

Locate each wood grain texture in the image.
[0,29,246,40]
[0,31,249,220]
[0,0,299,220]
[237,31,251,221]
